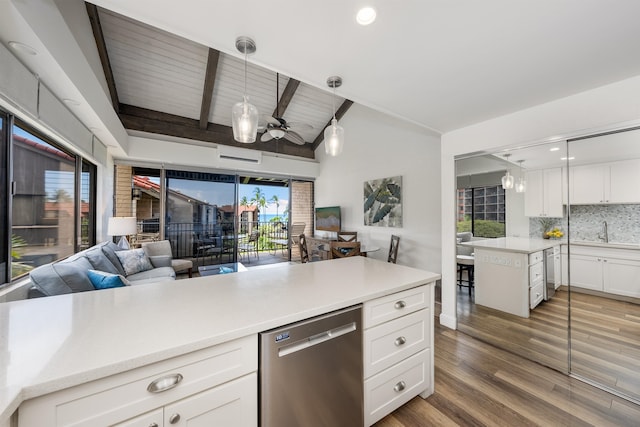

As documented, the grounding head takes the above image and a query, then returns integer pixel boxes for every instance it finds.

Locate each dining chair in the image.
[387,235,400,264]
[337,231,358,242]
[330,241,361,259]
[238,230,260,263]
[299,233,310,263]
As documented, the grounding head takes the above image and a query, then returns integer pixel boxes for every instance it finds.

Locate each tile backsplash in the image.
[528,204,640,244]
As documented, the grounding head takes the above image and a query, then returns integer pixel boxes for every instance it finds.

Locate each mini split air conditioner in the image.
[217,145,262,164]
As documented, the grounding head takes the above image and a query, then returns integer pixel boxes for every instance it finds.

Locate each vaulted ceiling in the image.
[86,4,352,159]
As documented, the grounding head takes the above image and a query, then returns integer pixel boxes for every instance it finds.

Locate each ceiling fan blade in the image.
[260,132,274,142]
[262,115,280,126]
[287,122,314,131]
[284,130,306,145]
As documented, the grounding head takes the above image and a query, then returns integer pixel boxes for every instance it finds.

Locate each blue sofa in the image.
[28,241,176,298]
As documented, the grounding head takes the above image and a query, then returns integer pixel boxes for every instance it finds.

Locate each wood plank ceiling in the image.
[86,3,353,160]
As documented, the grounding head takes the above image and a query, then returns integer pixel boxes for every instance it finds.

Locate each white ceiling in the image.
[88,0,640,134]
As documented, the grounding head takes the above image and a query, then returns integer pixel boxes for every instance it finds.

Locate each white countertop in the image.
[463,237,560,254]
[0,257,439,423]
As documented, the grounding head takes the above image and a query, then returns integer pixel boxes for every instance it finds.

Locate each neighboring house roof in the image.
[13,134,75,162]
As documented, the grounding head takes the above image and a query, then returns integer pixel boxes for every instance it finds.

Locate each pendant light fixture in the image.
[324,76,345,156]
[232,36,259,143]
[501,153,514,190]
[515,160,526,193]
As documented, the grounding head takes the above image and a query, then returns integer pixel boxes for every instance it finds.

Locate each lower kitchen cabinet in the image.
[114,374,256,427]
[362,285,434,426]
[560,245,640,298]
[18,336,257,427]
[603,257,640,298]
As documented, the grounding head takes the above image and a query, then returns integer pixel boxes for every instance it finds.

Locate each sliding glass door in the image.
[165,170,237,265]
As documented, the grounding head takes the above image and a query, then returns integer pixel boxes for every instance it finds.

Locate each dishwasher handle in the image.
[278,322,357,357]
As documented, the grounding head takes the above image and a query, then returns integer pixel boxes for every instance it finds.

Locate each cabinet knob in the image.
[169,413,181,424]
[394,300,406,309]
[394,336,407,346]
[393,381,406,392]
[147,373,183,393]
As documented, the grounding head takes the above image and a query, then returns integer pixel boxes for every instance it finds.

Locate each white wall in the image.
[440,75,640,329]
[315,104,442,273]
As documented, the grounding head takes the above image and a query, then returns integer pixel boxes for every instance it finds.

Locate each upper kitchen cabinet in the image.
[524,168,564,217]
[570,159,640,204]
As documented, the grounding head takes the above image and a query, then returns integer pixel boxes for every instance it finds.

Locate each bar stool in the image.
[456,254,475,294]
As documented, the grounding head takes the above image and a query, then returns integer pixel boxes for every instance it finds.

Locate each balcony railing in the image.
[158,220,291,259]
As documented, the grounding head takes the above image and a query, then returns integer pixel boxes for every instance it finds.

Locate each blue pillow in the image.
[87,270,130,289]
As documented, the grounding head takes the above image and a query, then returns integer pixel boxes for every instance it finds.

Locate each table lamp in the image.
[108,217,137,249]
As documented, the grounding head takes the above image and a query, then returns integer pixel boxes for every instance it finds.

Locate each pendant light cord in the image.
[243,47,247,96]
[332,83,336,120]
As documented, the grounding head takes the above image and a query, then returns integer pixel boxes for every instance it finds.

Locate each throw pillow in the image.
[87,270,131,289]
[115,248,154,276]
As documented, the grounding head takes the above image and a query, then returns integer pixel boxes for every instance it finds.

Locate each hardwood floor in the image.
[457,288,640,401]
[374,320,640,426]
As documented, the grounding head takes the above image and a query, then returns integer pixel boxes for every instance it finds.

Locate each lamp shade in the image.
[232,95,259,143]
[324,118,344,156]
[108,217,137,236]
[501,171,514,190]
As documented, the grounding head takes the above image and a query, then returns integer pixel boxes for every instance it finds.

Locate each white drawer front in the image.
[529,251,544,264]
[364,349,430,427]
[364,309,429,378]
[364,285,430,328]
[529,261,544,284]
[113,408,162,427]
[530,281,544,309]
[19,335,257,427]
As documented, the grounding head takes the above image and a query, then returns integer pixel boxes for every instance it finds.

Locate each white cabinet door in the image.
[609,159,640,203]
[164,373,256,427]
[524,168,563,217]
[570,164,607,204]
[524,170,544,216]
[569,254,603,291]
[603,258,640,298]
[543,168,564,217]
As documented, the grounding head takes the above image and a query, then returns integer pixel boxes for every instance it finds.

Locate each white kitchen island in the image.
[0,257,439,427]
[463,237,560,318]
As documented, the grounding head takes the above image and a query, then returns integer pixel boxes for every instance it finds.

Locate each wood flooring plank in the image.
[374,318,640,426]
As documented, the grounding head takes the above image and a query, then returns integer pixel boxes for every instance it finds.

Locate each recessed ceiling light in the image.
[63,98,80,106]
[549,147,560,152]
[8,41,37,56]
[356,7,377,25]
[560,157,575,161]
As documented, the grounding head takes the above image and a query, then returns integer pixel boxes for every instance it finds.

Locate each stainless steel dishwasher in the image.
[259,305,363,427]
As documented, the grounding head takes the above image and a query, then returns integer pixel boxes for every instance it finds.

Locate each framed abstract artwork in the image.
[364,176,402,227]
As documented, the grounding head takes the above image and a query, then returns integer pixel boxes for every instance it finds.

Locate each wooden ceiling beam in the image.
[199,48,221,129]
[85,4,119,113]
[310,99,354,151]
[118,104,315,159]
[272,78,300,118]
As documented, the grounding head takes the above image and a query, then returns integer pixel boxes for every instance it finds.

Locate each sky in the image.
[238,184,289,216]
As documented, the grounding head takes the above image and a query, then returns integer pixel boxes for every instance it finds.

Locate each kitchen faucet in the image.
[598,220,609,243]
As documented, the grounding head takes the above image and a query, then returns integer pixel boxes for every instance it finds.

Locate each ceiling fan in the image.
[260,73,312,145]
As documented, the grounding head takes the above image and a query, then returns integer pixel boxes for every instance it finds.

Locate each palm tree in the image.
[250,187,267,223]
[270,194,280,221]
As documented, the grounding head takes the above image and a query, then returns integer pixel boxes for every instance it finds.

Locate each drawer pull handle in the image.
[149,424,159,427]
[147,373,183,393]
[394,300,406,309]
[169,413,181,424]
[394,381,406,392]
[394,336,407,346]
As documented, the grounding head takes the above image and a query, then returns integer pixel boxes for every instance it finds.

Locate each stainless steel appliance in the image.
[544,246,559,300]
[259,305,363,427]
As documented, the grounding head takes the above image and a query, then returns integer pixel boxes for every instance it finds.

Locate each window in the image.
[457,186,506,238]
[0,112,97,286]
